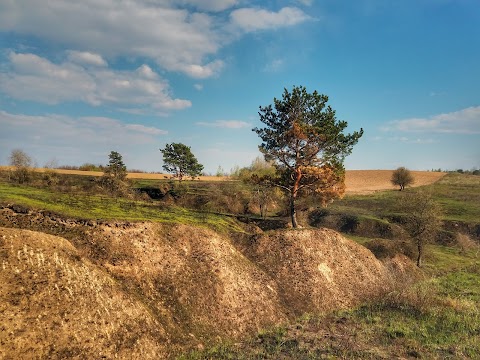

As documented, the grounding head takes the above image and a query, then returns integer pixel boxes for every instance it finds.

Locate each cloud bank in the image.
[0,1,311,79]
[383,106,480,134]
[0,52,191,113]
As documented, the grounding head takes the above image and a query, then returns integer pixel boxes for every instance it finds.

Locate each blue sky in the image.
[1,0,479,174]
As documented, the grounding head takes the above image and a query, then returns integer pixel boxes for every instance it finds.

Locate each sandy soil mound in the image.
[0,227,167,360]
[243,228,392,316]
[91,222,287,341]
[1,212,419,357]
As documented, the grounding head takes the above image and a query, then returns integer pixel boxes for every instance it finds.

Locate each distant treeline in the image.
[430,168,480,176]
[58,163,105,172]
[57,163,162,174]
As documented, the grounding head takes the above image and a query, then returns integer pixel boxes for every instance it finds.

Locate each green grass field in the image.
[327,173,480,223]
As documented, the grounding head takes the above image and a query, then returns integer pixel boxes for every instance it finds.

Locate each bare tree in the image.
[398,190,442,267]
[8,149,33,184]
[391,167,414,191]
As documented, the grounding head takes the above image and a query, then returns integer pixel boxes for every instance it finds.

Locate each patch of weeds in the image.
[385,322,413,339]
[176,342,246,360]
[362,238,416,260]
[437,271,480,302]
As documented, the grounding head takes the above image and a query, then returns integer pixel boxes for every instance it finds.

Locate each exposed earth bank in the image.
[0,206,419,359]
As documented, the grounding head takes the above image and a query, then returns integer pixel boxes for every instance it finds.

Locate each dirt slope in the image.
[91,222,287,340]
[0,227,168,360]
[243,228,391,316]
[0,209,418,358]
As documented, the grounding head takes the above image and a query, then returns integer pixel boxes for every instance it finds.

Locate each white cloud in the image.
[383,106,480,134]
[180,59,224,79]
[194,83,204,91]
[0,111,167,140]
[178,0,239,12]
[230,7,311,32]
[386,136,437,144]
[0,110,168,166]
[297,0,314,5]
[0,1,314,79]
[196,120,250,129]
[263,58,284,72]
[125,123,168,135]
[0,0,223,78]
[67,51,107,67]
[0,52,191,112]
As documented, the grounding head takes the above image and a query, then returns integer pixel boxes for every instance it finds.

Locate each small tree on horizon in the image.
[100,151,128,193]
[104,151,127,181]
[253,85,363,228]
[391,166,414,191]
[160,143,204,181]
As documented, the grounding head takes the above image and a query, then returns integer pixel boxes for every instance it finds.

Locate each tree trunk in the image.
[416,239,422,267]
[290,193,298,228]
[290,168,302,228]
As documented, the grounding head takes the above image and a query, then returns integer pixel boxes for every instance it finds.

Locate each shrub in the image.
[339,214,360,233]
[364,238,416,260]
[42,169,60,187]
[79,163,104,172]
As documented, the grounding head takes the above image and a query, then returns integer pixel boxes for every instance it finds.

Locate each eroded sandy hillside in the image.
[0,207,419,358]
[0,227,168,360]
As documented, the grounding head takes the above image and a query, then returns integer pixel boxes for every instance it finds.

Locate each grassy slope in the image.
[0,181,241,233]
[327,173,480,223]
[429,173,480,222]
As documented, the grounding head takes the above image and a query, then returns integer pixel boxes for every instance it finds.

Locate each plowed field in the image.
[345,170,445,194]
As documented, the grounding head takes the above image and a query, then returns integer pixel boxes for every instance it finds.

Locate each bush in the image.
[307,208,330,227]
[339,214,360,233]
[42,169,60,187]
[79,163,104,172]
[364,238,416,260]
